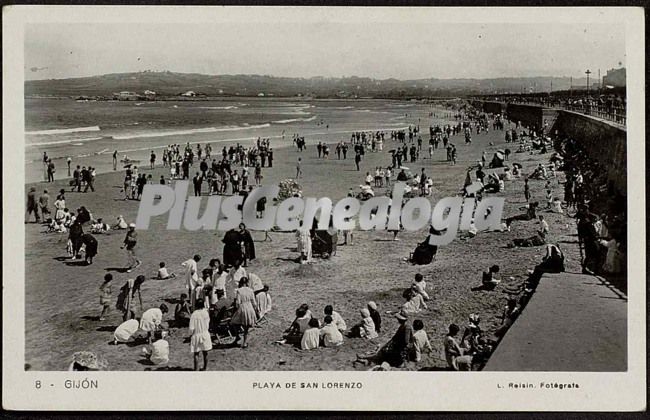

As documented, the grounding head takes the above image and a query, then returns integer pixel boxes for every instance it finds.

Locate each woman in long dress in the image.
[296,226,312,264]
[222,228,243,268]
[231,277,259,348]
[189,299,212,370]
[54,194,66,223]
[81,233,98,264]
[239,223,256,266]
[68,220,84,259]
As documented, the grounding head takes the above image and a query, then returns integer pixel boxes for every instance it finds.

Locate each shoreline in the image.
[25,101,454,184]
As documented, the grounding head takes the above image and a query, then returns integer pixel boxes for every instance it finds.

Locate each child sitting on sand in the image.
[323,305,347,332]
[91,218,110,234]
[401,288,427,315]
[300,318,321,350]
[411,319,432,362]
[157,262,176,279]
[174,294,191,327]
[113,215,128,230]
[411,273,430,301]
[367,302,381,334]
[320,315,344,347]
[482,265,501,289]
[141,330,170,365]
[348,308,378,339]
[278,305,312,346]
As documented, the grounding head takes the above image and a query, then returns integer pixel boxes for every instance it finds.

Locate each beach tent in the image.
[311,229,338,258]
[489,151,505,168]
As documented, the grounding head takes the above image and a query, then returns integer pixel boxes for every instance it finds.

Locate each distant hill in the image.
[25,71,588,99]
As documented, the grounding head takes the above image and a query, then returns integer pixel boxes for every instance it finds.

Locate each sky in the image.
[25,21,626,81]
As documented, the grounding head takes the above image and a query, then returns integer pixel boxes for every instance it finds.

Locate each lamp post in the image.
[585,69,591,95]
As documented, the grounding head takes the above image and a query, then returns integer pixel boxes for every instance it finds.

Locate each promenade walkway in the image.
[485,272,627,371]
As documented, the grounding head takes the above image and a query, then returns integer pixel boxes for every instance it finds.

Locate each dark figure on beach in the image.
[505,202,538,228]
[356,311,413,368]
[47,160,56,182]
[355,152,361,171]
[83,167,95,192]
[26,187,39,223]
[81,233,98,264]
[239,223,255,267]
[193,173,203,196]
[577,210,600,274]
[222,228,243,268]
[69,220,84,259]
[72,166,81,192]
[76,206,91,225]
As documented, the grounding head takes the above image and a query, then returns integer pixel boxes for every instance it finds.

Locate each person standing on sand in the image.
[231,277,259,348]
[26,187,39,223]
[267,148,273,168]
[38,189,50,220]
[189,299,212,370]
[150,151,156,169]
[193,172,203,196]
[296,157,302,178]
[113,150,118,171]
[67,157,72,176]
[524,178,530,203]
[181,254,201,310]
[122,223,141,272]
[99,273,113,321]
[83,167,95,193]
[42,152,49,179]
[355,152,361,171]
[47,159,56,182]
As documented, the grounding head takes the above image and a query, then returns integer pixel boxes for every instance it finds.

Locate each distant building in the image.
[181,90,196,97]
[258,93,265,97]
[603,68,626,88]
[144,90,156,96]
[114,91,138,101]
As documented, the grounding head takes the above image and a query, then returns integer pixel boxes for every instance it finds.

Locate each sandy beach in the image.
[24,104,587,371]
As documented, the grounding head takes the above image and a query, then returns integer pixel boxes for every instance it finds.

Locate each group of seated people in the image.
[529,162,556,180]
[354,274,437,368]
[443,313,496,371]
[276,302,382,351]
[49,211,129,235]
[47,205,92,232]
